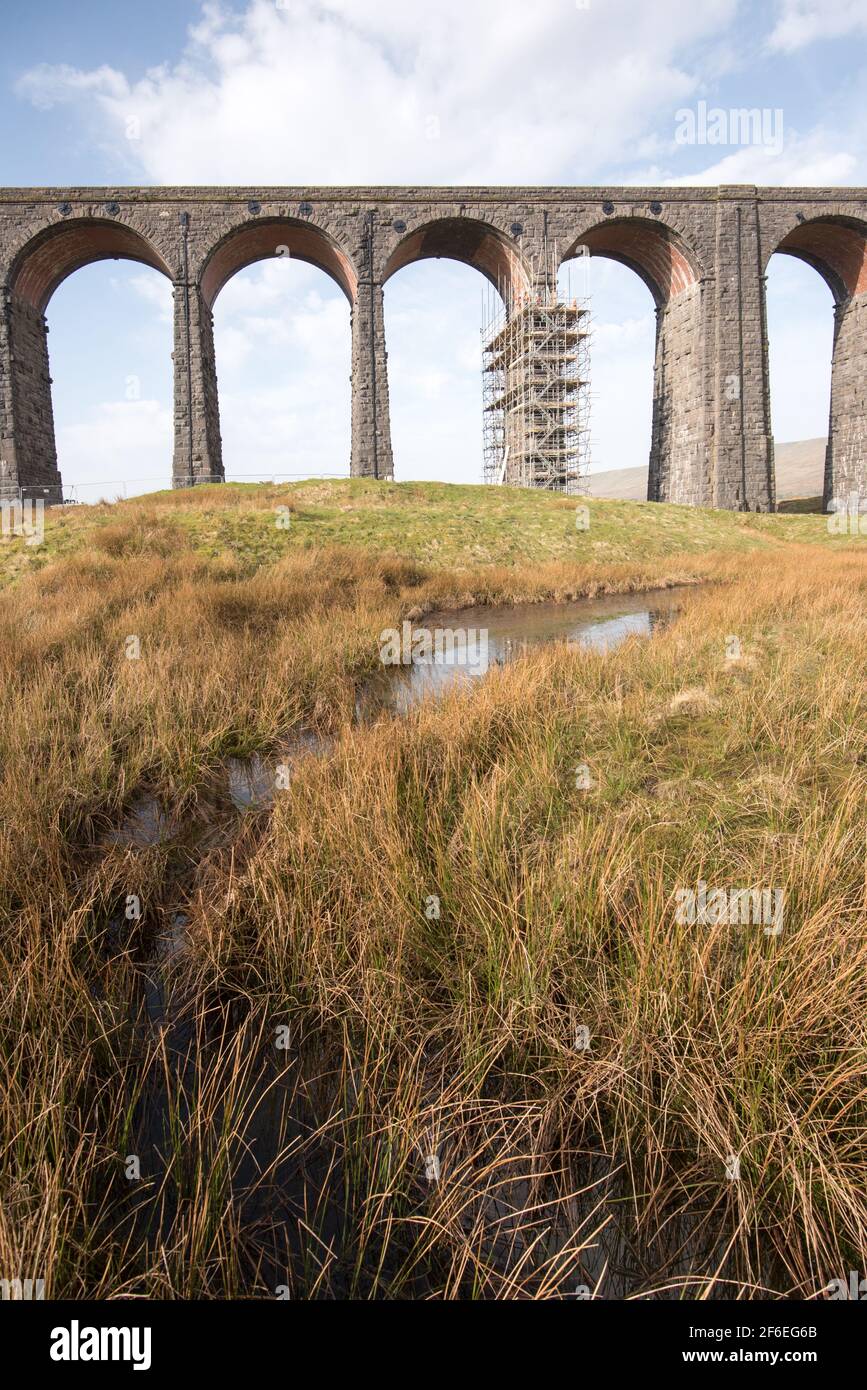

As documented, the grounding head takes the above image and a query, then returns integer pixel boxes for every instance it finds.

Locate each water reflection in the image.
[357,587,690,719]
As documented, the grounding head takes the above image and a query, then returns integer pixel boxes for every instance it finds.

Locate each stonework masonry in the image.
[0,185,864,509]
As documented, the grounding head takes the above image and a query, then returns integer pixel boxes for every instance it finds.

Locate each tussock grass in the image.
[185,547,866,1297]
[0,485,864,1298]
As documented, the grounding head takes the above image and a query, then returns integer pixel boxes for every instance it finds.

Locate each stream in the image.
[107,584,726,1297]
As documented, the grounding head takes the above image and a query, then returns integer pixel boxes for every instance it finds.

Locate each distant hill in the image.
[589,439,826,505]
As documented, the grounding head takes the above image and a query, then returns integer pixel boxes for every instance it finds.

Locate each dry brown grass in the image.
[0,526,864,1298]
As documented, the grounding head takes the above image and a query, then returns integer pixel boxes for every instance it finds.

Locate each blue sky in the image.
[3,0,865,499]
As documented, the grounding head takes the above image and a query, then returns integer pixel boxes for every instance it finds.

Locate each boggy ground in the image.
[0,482,864,1298]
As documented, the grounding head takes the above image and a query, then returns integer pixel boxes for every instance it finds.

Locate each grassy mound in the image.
[2,476,858,589]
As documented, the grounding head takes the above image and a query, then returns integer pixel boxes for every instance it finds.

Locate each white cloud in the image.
[587,312,655,473]
[593,316,655,352]
[211,259,351,479]
[765,252,834,442]
[617,99,865,188]
[128,273,174,324]
[16,0,740,184]
[665,131,860,186]
[768,0,867,53]
[58,400,173,499]
[214,324,255,373]
[16,62,128,110]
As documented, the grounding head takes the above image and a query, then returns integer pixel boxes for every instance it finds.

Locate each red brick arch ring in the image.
[767,215,867,304]
[8,218,174,312]
[198,217,358,308]
[562,216,702,307]
[382,217,534,300]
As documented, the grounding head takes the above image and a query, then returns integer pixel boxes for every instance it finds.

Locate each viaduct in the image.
[1,184,865,511]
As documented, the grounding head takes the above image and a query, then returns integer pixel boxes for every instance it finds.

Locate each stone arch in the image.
[195,217,357,486]
[768,214,867,304]
[3,218,175,502]
[561,216,705,505]
[198,217,357,308]
[383,216,533,301]
[8,217,173,313]
[562,215,702,307]
[379,218,534,483]
[765,215,867,509]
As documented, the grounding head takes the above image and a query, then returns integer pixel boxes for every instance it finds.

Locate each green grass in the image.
[2,477,858,589]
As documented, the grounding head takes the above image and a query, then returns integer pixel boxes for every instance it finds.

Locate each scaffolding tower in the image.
[482,248,591,494]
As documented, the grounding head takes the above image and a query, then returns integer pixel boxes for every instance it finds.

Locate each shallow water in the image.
[226,730,322,812]
[215,588,692,811]
[356,586,692,719]
[106,794,171,849]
